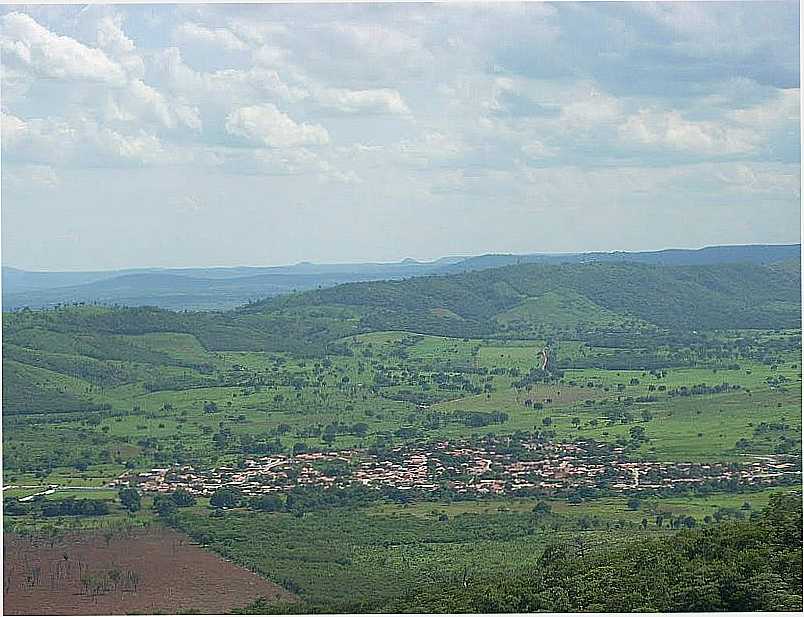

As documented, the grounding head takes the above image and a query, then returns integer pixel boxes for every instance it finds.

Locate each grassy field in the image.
[4,326,800,489]
[364,487,784,520]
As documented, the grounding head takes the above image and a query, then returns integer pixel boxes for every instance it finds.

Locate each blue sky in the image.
[1,2,800,270]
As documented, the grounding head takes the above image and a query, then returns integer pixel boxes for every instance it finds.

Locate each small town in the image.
[115,439,802,499]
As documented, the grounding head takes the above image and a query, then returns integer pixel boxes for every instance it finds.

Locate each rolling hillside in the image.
[254,260,801,336]
[4,244,798,311]
[3,259,800,416]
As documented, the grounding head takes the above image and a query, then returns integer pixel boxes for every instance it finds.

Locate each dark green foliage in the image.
[284,484,375,515]
[532,500,552,515]
[171,489,196,507]
[3,497,31,516]
[177,504,555,610]
[152,494,178,517]
[118,487,141,513]
[2,256,801,617]
[209,487,242,509]
[223,493,802,614]
[4,496,110,518]
[249,494,284,512]
[2,360,111,415]
[14,259,794,363]
[249,261,801,336]
[378,493,803,613]
[41,498,110,517]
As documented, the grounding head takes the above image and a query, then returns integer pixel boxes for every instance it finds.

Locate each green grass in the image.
[366,487,786,523]
[494,289,633,329]
[5,328,800,480]
[123,332,215,365]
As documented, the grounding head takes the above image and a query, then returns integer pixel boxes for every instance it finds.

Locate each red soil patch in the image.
[3,527,295,615]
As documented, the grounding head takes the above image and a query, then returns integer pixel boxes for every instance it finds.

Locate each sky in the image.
[0,1,800,271]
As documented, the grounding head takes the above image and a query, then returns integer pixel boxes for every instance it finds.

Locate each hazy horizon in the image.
[2,241,800,274]
[1,2,800,271]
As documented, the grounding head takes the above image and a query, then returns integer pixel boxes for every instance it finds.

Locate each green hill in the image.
[6,244,798,311]
[494,288,643,330]
[2,260,799,415]
[254,261,800,336]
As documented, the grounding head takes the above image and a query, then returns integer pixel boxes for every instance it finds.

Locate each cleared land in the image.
[3,528,294,615]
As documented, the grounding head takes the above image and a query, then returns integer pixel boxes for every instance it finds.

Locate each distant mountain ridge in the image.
[439,244,802,272]
[3,244,799,311]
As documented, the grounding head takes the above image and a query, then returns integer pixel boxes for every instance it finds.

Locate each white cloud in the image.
[2,112,185,167]
[0,4,799,271]
[174,194,206,213]
[97,15,135,57]
[1,12,126,85]
[208,145,359,183]
[337,143,384,154]
[95,14,145,78]
[520,141,555,160]
[1,112,30,145]
[253,45,291,68]
[154,47,308,105]
[0,64,32,103]
[632,2,780,59]
[329,21,421,59]
[295,20,434,83]
[225,104,329,148]
[2,113,76,164]
[559,89,623,130]
[316,87,410,116]
[252,147,322,174]
[519,161,800,209]
[93,127,177,165]
[174,22,247,51]
[729,88,800,129]
[227,18,289,47]
[712,162,801,198]
[396,132,468,167]
[429,168,514,196]
[1,13,200,142]
[619,109,759,155]
[106,79,202,131]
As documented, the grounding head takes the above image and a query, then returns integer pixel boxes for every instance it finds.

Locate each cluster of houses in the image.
[113,438,801,499]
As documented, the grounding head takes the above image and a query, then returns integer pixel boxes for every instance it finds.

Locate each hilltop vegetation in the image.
[5,260,800,358]
[6,244,798,311]
[259,261,800,335]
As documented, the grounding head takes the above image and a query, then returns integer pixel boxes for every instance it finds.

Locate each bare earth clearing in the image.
[3,527,294,615]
